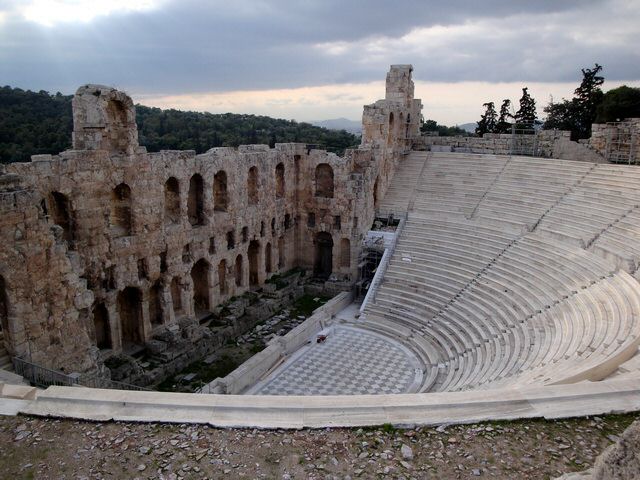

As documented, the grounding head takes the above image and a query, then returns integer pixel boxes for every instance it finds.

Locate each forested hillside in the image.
[0,86,360,164]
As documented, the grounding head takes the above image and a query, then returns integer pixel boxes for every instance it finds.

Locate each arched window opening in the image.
[110,183,132,236]
[118,287,143,348]
[247,166,259,205]
[171,277,182,316]
[265,242,272,274]
[188,174,205,226]
[340,238,351,268]
[314,232,333,279]
[275,163,285,198]
[92,302,111,350]
[315,164,334,198]
[271,218,276,236]
[48,191,74,245]
[164,177,180,224]
[149,281,163,326]
[235,255,243,287]
[248,240,260,286]
[191,259,210,314]
[213,170,229,212]
[278,236,285,270]
[260,221,265,237]
[218,259,227,295]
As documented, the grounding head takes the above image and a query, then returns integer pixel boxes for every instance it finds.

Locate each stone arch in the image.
[275,162,285,198]
[387,112,395,146]
[170,277,182,316]
[278,236,285,269]
[188,174,205,226]
[265,242,272,274]
[315,163,334,198]
[340,238,351,268]
[48,191,74,245]
[248,240,260,286]
[110,183,132,236]
[149,281,164,326]
[191,259,210,313]
[164,177,180,224]
[92,301,111,350]
[106,99,130,153]
[117,286,143,347]
[314,232,334,279]
[213,170,229,212]
[218,259,227,295]
[235,255,243,287]
[248,166,259,205]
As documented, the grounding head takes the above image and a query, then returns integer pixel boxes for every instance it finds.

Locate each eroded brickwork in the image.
[0,66,421,375]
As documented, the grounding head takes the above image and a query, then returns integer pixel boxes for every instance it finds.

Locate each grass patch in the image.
[290,294,331,317]
[156,354,240,392]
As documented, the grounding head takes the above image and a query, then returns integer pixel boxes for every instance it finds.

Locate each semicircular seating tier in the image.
[363,152,640,393]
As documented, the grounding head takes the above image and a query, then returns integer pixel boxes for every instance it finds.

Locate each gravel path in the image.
[0,412,637,479]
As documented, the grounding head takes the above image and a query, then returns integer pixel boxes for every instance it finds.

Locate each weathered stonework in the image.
[0,66,421,375]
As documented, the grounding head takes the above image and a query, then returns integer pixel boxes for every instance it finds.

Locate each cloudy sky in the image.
[1,0,639,124]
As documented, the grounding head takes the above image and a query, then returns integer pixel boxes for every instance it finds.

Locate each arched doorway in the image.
[110,183,132,236]
[149,281,163,326]
[48,191,74,245]
[118,287,143,348]
[164,177,180,224]
[247,166,259,205]
[235,255,243,287]
[373,176,380,209]
[188,174,205,226]
[278,236,285,269]
[275,163,285,198]
[191,259,210,313]
[92,302,111,350]
[340,238,351,268]
[213,170,229,212]
[218,259,227,295]
[170,277,182,316]
[314,232,334,279]
[248,240,260,286]
[315,163,334,198]
[265,242,272,274]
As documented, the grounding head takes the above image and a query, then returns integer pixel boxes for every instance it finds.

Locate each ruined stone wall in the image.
[0,66,420,374]
[590,118,640,163]
[418,129,606,163]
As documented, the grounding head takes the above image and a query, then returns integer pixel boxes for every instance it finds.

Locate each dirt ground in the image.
[0,411,637,479]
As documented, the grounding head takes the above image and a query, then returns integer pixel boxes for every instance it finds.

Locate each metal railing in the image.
[359,212,407,313]
[13,357,150,391]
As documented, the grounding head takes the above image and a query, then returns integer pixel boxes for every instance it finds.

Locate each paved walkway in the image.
[248,326,422,395]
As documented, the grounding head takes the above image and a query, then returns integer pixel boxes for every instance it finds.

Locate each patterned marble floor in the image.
[248,326,422,395]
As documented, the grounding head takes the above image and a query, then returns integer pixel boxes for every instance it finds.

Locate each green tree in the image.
[543,64,604,140]
[495,99,513,134]
[515,88,537,127]
[476,102,497,136]
[595,85,640,123]
[420,119,469,136]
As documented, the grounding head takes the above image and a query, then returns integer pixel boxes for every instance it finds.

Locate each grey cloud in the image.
[0,0,637,96]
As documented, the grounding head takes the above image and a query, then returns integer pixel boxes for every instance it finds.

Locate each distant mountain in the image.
[311,118,362,135]
[457,122,476,133]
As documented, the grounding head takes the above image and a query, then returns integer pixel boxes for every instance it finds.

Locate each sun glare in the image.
[21,0,162,27]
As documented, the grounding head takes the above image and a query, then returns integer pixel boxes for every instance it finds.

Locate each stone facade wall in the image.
[590,118,640,163]
[0,66,421,375]
[417,129,606,163]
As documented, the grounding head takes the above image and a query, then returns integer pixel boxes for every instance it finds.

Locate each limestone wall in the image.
[418,130,607,163]
[0,66,421,375]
